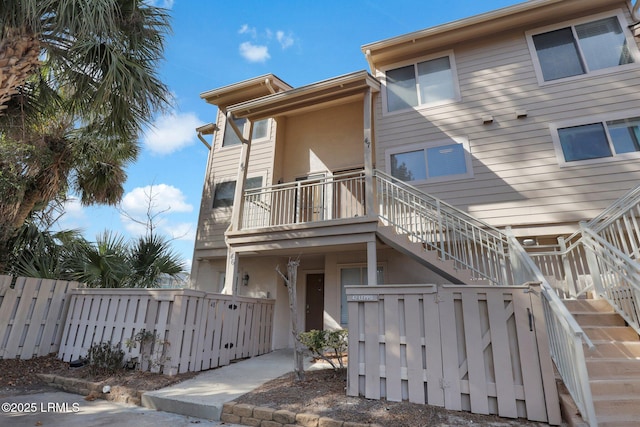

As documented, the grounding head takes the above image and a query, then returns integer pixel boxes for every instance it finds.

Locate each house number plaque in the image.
[347,294,379,302]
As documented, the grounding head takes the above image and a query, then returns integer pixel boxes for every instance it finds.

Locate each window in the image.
[340,266,384,324]
[386,138,472,183]
[553,116,640,164]
[212,177,263,208]
[529,14,634,82]
[222,118,270,147]
[384,53,459,113]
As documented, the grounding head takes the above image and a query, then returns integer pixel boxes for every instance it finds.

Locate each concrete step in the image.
[572,312,627,327]
[582,326,640,342]
[586,341,640,358]
[593,395,640,417]
[590,378,640,396]
[587,358,640,379]
[564,299,615,313]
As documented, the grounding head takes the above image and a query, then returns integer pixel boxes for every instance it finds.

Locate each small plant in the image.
[298,329,348,370]
[124,329,171,372]
[87,341,124,376]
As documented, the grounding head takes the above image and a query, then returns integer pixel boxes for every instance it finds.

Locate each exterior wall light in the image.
[242,273,250,286]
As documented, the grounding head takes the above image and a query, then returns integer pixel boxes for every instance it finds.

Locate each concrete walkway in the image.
[142,349,311,420]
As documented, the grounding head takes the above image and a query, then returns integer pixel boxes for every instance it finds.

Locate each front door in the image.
[305,273,325,331]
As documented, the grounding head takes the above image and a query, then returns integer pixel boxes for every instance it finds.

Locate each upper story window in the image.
[528,12,636,83]
[213,176,263,208]
[385,137,473,183]
[383,52,460,113]
[551,114,640,165]
[222,118,270,147]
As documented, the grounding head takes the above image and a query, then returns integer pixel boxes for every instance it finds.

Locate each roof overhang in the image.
[200,74,292,108]
[362,0,626,68]
[227,70,381,121]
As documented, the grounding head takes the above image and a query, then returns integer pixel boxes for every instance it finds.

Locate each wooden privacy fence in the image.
[0,276,79,359]
[58,288,274,374]
[346,284,561,425]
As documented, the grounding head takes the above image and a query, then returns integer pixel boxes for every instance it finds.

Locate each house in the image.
[191,0,640,424]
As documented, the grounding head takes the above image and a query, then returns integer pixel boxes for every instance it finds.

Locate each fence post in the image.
[580,222,605,298]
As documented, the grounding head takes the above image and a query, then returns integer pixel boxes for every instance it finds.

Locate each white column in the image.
[223,248,238,295]
[366,239,378,286]
[363,88,375,218]
[229,112,253,231]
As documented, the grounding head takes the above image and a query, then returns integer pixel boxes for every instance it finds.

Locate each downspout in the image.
[264,77,277,94]
[364,49,375,74]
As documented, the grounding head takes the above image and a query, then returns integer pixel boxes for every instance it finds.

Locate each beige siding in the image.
[195,109,277,251]
[374,5,640,231]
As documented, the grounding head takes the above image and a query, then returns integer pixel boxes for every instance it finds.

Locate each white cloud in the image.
[62,198,85,220]
[238,24,257,38]
[239,42,270,63]
[142,112,201,155]
[145,0,174,8]
[121,184,193,216]
[276,31,294,49]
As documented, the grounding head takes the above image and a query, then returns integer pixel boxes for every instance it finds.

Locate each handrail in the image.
[505,229,597,426]
[580,227,640,333]
[586,183,640,233]
[374,169,510,286]
[373,169,504,234]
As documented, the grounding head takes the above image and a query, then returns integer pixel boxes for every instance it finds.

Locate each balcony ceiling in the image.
[200,74,292,108]
[227,70,381,121]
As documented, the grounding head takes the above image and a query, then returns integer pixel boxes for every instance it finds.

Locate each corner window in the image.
[384,53,459,113]
[213,177,263,208]
[529,14,635,83]
[222,118,270,147]
[386,138,472,183]
[553,116,640,164]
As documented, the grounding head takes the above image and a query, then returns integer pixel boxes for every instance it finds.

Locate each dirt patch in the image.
[0,353,196,398]
[1,355,557,426]
[233,368,555,427]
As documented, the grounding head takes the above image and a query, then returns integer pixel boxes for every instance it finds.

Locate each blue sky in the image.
[58,0,523,270]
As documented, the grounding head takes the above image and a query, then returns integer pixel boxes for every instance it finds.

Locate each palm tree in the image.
[0,0,172,271]
[67,231,131,288]
[127,233,185,288]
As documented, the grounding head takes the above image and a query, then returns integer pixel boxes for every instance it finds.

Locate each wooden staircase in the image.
[564,299,640,427]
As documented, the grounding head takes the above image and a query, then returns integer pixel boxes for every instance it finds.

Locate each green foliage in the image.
[298,329,348,370]
[87,341,124,376]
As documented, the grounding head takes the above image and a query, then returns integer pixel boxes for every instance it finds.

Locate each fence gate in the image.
[346,284,561,425]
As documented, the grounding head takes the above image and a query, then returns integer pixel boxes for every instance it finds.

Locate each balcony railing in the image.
[240,171,366,230]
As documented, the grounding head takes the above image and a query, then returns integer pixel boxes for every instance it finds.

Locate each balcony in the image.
[240,170,367,230]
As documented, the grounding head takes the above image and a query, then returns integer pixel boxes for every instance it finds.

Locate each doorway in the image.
[305,273,325,331]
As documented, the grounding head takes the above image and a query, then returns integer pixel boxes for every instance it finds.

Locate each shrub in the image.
[298,329,348,369]
[87,341,124,376]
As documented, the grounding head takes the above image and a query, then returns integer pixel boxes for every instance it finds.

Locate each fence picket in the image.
[347,284,558,424]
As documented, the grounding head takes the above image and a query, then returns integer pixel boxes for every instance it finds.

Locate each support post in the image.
[229,112,253,232]
[366,239,378,286]
[363,88,375,218]
[223,248,238,295]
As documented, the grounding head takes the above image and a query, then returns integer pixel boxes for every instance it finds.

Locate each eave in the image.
[200,74,292,108]
[362,0,626,68]
[227,70,381,121]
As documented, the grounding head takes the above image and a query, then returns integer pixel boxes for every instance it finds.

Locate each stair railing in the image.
[374,170,512,286]
[585,183,640,262]
[506,230,597,427]
[580,226,640,334]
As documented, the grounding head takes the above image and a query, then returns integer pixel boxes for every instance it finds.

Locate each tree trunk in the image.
[277,258,305,381]
[0,27,42,113]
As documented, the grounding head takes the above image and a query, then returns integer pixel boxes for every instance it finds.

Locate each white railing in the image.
[580,227,640,334]
[241,171,365,229]
[506,231,598,427]
[586,183,640,262]
[374,170,511,286]
[526,232,593,299]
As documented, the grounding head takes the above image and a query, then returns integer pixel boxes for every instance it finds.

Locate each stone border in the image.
[37,374,143,405]
[221,401,382,427]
